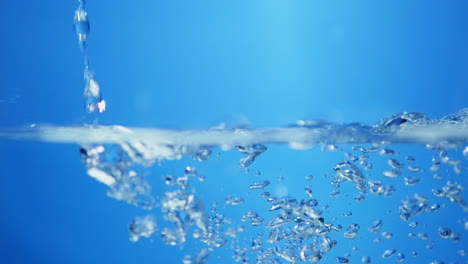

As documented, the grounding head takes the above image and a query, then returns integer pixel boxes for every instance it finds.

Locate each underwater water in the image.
[1,1,468,264]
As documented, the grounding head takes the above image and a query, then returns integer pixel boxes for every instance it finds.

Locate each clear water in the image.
[2,110,467,264]
[1,1,467,264]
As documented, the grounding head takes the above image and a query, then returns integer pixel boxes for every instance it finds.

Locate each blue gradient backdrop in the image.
[0,1,467,263]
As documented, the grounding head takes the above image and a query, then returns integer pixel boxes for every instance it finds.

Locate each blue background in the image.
[0,0,467,263]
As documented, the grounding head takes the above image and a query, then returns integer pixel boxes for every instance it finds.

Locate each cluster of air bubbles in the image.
[332,161,367,193]
[372,112,429,134]
[241,211,265,226]
[128,215,157,242]
[160,191,208,246]
[80,144,155,209]
[225,195,245,206]
[71,110,468,264]
[432,181,466,208]
[344,224,360,239]
[164,166,206,189]
[399,194,429,221]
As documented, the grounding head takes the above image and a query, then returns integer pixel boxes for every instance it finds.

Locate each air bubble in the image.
[407,165,422,173]
[249,180,270,189]
[305,186,313,197]
[463,146,468,158]
[404,176,420,186]
[381,232,393,239]
[383,170,401,178]
[368,220,383,233]
[128,215,157,242]
[182,255,192,264]
[361,256,371,264]
[396,252,405,262]
[379,148,395,156]
[438,227,452,238]
[343,211,353,217]
[450,232,461,242]
[344,224,360,239]
[417,232,429,240]
[388,159,404,169]
[337,256,350,263]
[382,249,396,258]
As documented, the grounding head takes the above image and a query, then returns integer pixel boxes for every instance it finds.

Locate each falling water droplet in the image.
[74,7,90,51]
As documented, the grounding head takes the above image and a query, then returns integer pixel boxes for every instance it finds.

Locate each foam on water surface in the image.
[3,109,468,148]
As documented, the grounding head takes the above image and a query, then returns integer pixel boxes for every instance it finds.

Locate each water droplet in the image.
[83,71,105,113]
[74,7,90,49]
